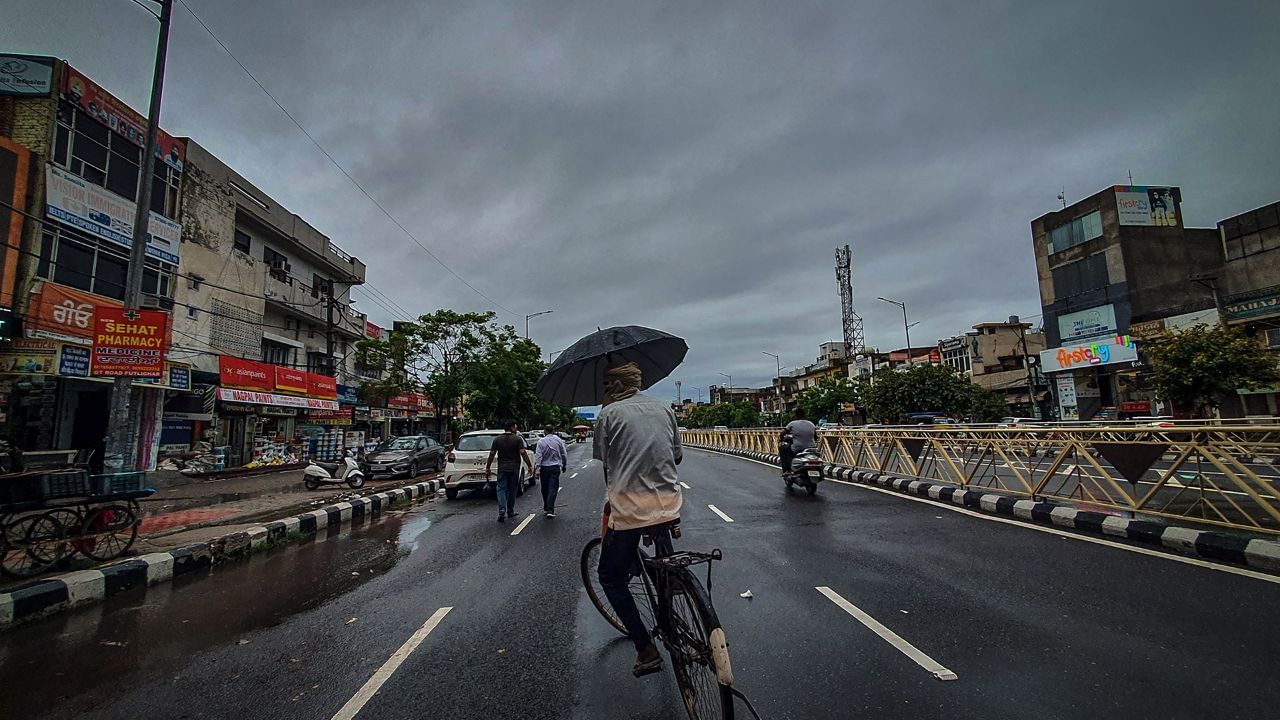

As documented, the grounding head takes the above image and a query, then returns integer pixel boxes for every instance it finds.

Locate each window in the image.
[233,229,252,255]
[1048,211,1103,253]
[1051,253,1109,298]
[307,351,333,375]
[262,340,295,367]
[53,100,182,220]
[263,247,291,282]
[312,274,331,298]
[38,224,177,301]
[1266,328,1280,349]
[187,306,199,320]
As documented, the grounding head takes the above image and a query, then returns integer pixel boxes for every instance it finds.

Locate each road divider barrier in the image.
[684,429,1280,575]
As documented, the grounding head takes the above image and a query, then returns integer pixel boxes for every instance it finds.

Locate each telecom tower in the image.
[835,245,865,355]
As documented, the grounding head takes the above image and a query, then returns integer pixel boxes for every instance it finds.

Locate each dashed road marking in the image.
[708,504,734,523]
[680,481,691,489]
[330,606,453,719]
[510,513,536,536]
[571,473,579,479]
[816,586,957,681]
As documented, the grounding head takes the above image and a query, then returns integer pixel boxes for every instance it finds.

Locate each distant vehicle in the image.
[712,425,729,431]
[443,429,534,501]
[819,422,840,429]
[366,435,445,478]
[677,426,689,432]
[931,417,959,425]
[904,412,946,425]
[1000,417,1040,428]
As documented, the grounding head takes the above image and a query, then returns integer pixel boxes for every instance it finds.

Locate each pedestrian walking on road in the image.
[594,361,683,677]
[534,425,569,517]
[485,420,534,522]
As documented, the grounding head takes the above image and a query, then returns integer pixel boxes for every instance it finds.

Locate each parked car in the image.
[443,429,535,501]
[366,435,446,478]
[999,417,1040,428]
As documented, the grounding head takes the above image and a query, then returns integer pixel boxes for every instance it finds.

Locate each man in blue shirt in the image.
[533,426,569,517]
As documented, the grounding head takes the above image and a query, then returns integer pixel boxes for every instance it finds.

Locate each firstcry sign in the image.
[1040,336,1138,373]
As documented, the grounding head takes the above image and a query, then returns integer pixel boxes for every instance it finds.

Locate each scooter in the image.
[782,444,824,496]
[303,449,366,490]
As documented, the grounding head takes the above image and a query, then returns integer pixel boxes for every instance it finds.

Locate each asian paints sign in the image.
[1040,336,1138,373]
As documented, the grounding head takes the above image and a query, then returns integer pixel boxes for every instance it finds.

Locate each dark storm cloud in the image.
[5,0,1279,399]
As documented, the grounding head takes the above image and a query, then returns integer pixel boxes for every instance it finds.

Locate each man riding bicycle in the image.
[594,361,683,677]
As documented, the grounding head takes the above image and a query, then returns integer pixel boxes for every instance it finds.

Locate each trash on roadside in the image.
[351,571,360,576]
[900,610,909,614]
[237,639,250,645]
[739,590,753,599]
[100,640,127,647]
[345,617,358,625]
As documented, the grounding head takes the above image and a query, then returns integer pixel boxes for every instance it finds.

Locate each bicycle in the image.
[580,520,736,720]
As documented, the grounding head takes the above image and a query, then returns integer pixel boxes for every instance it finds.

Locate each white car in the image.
[443,429,534,501]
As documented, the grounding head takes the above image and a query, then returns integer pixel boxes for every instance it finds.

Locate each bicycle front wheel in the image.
[666,569,735,720]
[580,537,656,638]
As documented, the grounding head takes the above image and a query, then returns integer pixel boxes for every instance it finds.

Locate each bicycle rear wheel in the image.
[580,537,656,637]
[665,568,734,720]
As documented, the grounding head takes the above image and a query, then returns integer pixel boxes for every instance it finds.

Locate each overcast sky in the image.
[6,0,1280,403]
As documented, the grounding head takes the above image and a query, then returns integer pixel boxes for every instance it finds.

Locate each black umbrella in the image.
[536,325,688,407]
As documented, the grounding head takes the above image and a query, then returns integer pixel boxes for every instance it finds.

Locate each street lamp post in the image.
[762,351,781,422]
[878,297,912,366]
[104,0,172,472]
[524,310,553,339]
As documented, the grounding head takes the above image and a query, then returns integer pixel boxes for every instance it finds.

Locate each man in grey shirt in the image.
[594,361,683,677]
[780,407,817,474]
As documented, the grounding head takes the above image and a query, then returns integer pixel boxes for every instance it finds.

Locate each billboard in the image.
[1057,304,1118,343]
[1040,336,1139,373]
[0,137,31,308]
[45,165,182,264]
[60,64,184,171]
[0,54,54,96]
[1114,186,1179,227]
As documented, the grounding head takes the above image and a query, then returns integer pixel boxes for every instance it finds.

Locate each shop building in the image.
[1031,185,1221,420]
[1216,199,1280,416]
[773,342,852,415]
[965,320,1047,416]
[1,56,185,471]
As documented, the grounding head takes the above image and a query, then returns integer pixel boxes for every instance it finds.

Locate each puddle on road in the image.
[0,501,440,720]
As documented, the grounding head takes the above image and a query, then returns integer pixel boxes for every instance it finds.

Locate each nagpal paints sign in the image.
[1040,336,1138,373]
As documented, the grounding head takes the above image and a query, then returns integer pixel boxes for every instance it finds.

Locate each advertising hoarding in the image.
[1115,185,1179,227]
[0,54,55,96]
[0,137,32,308]
[1040,336,1139,373]
[60,64,185,170]
[45,166,182,264]
[90,307,168,378]
[1057,304,1118,343]
[216,387,339,411]
[218,356,273,391]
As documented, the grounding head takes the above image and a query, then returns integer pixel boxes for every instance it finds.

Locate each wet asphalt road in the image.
[2,443,1279,719]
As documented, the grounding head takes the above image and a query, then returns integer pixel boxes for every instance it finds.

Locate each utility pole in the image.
[524,309,553,339]
[325,291,336,376]
[878,297,911,366]
[104,0,171,472]
[762,351,781,423]
[1012,315,1040,419]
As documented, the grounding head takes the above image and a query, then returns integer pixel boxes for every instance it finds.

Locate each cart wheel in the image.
[2,515,53,578]
[25,509,80,565]
[77,504,139,562]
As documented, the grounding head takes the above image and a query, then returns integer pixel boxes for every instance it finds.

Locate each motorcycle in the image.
[782,443,824,496]
[303,450,367,490]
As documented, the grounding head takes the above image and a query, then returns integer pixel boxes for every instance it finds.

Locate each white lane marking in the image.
[571,473,579,479]
[816,586,957,681]
[510,513,536,536]
[330,607,453,720]
[708,504,734,523]
[680,481,691,489]
[698,449,1280,585]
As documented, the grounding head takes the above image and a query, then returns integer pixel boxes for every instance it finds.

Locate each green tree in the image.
[966,387,1009,423]
[795,375,860,422]
[862,364,980,422]
[1142,324,1280,417]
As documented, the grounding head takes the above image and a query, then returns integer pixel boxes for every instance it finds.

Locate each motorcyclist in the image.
[779,408,817,476]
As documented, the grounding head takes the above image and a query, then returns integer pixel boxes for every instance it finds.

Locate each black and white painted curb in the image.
[689,444,1280,576]
[0,479,443,629]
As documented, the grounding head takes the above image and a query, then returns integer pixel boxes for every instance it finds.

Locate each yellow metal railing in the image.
[683,426,1280,535]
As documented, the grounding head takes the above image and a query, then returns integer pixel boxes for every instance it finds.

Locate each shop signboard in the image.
[216,387,339,411]
[1225,293,1280,322]
[0,339,57,374]
[306,372,337,398]
[1114,186,1179,227]
[57,343,90,377]
[275,366,307,394]
[365,321,381,340]
[219,356,273,391]
[1057,304,1117,343]
[24,281,115,343]
[336,383,359,404]
[1,137,32,309]
[45,165,182,265]
[90,307,168,378]
[370,408,385,420]
[1120,401,1152,413]
[135,362,193,390]
[260,406,298,417]
[61,63,185,171]
[219,401,257,414]
[1128,318,1166,339]
[307,407,353,425]
[1040,336,1139,373]
[0,54,55,96]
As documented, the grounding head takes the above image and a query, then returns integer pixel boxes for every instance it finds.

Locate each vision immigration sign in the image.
[90,307,169,378]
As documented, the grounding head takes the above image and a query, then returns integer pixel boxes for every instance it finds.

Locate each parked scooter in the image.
[303,449,366,490]
[781,441,824,496]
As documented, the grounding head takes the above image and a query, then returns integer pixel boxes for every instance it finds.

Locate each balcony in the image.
[264,272,367,339]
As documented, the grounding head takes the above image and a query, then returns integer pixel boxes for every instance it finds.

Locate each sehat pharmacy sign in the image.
[1040,336,1138,373]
